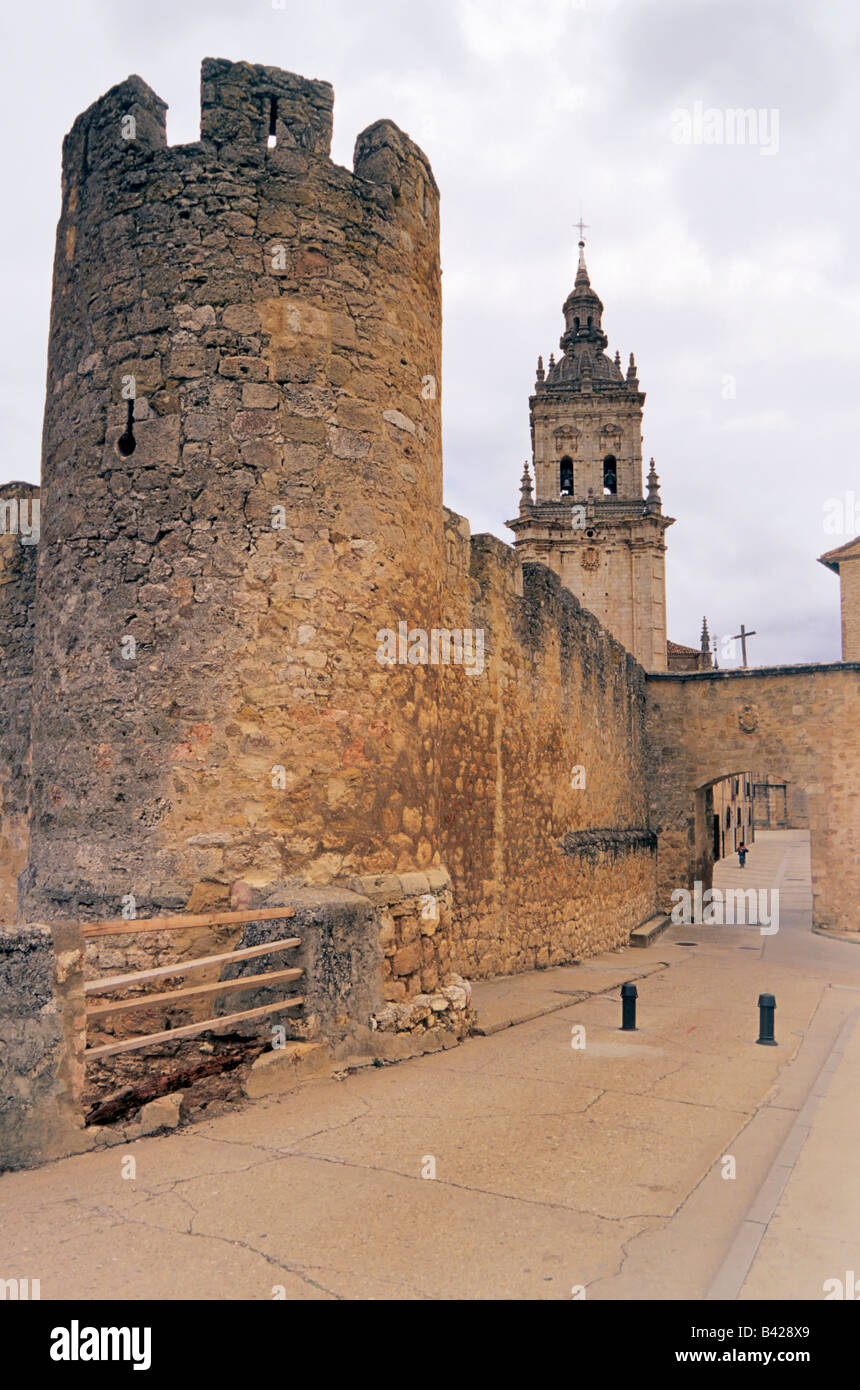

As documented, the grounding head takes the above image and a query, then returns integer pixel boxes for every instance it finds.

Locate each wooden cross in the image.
[730,623,758,667]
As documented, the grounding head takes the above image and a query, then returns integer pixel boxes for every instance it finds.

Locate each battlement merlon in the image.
[200,57,333,160]
[61,75,167,191]
[60,60,438,223]
[354,119,439,217]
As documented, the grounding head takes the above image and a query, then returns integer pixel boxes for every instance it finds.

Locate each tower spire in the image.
[574,216,589,274]
[560,226,607,356]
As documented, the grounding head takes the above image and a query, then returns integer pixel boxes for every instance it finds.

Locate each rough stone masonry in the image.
[0,60,858,1169]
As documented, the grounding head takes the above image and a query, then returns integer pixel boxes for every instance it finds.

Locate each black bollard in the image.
[621,981,638,1031]
[757,992,777,1045]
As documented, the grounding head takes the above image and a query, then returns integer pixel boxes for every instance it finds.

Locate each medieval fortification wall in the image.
[2,60,858,1169]
[0,59,657,983]
[20,59,445,923]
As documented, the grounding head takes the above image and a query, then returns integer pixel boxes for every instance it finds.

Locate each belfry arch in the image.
[645,662,860,933]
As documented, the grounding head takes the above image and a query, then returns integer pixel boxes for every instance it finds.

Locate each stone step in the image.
[629,913,670,948]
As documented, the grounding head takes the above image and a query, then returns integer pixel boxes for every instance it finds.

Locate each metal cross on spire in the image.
[575,217,589,242]
[730,623,758,668]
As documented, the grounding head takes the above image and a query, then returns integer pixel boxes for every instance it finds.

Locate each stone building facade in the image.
[666,619,714,673]
[710,772,755,860]
[751,772,808,830]
[819,536,860,661]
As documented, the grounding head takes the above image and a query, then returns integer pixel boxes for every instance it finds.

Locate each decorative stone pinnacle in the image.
[520,460,533,509]
[646,457,661,512]
[536,355,545,384]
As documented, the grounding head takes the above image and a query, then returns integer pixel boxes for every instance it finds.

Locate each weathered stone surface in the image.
[392,941,421,978]
[137,1092,182,1134]
[438,519,657,978]
[218,888,383,1044]
[243,1041,331,1097]
[20,59,442,928]
[397,871,431,898]
[0,921,87,1170]
[0,483,39,923]
[560,827,657,863]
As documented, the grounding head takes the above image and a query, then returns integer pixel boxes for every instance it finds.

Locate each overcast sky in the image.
[2,0,857,665]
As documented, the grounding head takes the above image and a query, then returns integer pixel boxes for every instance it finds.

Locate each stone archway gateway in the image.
[645,661,860,933]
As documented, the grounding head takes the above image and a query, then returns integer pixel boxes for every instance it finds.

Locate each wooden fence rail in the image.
[82,906,303,1062]
[81,905,300,938]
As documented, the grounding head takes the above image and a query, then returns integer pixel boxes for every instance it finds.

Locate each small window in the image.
[267,97,278,148]
[587,315,593,328]
[602,454,617,495]
[573,316,580,330]
[559,456,574,496]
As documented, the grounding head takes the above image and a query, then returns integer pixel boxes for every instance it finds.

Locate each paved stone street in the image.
[2,830,858,1300]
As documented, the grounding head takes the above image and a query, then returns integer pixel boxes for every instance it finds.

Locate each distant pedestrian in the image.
[737,842,747,868]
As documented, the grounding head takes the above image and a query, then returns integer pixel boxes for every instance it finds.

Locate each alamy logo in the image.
[823,1271,860,1299]
[0,497,39,545]
[670,881,779,935]
[671,102,780,156]
[823,490,859,537]
[50,1321,151,1371]
[0,1277,40,1299]
[376,622,485,677]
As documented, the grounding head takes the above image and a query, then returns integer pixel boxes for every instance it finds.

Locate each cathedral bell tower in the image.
[506,236,673,671]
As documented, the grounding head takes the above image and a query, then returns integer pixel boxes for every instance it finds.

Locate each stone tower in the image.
[20,60,443,922]
[507,239,672,670]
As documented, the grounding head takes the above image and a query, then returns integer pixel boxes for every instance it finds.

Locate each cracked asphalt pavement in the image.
[3,830,859,1300]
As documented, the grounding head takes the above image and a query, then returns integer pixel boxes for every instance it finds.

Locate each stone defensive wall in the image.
[2,58,855,1167]
[646,663,860,933]
[436,510,658,979]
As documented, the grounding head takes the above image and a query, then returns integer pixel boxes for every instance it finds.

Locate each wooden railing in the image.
[82,907,304,1060]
